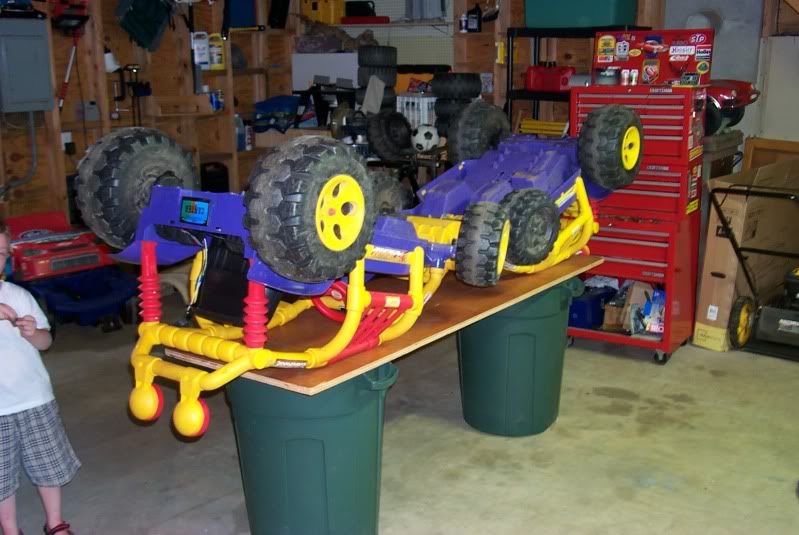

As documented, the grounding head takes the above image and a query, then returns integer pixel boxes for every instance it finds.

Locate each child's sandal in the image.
[43,522,73,535]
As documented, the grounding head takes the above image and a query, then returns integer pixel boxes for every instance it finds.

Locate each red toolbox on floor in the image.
[568,85,704,362]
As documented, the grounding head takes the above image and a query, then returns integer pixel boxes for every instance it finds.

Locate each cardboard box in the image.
[621,281,655,333]
[694,158,799,351]
[602,304,625,332]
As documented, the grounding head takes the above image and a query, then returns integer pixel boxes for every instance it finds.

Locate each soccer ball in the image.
[412,125,440,152]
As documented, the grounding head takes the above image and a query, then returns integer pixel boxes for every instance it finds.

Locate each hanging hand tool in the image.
[56,32,80,111]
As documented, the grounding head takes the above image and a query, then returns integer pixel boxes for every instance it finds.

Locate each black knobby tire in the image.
[455,202,509,287]
[434,117,450,138]
[372,169,413,214]
[500,188,559,265]
[431,73,482,99]
[448,101,510,163]
[728,296,755,349]
[724,106,745,128]
[244,136,377,283]
[358,66,397,88]
[355,87,397,107]
[76,128,197,249]
[358,45,397,67]
[705,99,722,136]
[434,98,471,118]
[577,104,643,190]
[367,110,414,160]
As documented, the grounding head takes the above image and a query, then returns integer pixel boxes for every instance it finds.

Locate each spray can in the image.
[459,13,468,33]
[209,33,225,71]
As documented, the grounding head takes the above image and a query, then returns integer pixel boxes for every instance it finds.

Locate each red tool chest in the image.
[570,85,706,165]
[568,85,704,362]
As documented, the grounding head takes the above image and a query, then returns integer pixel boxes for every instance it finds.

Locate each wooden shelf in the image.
[238,148,270,160]
[60,120,105,130]
[335,19,452,28]
[199,151,234,163]
[202,67,267,78]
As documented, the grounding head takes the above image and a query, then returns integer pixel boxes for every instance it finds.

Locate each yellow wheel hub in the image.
[621,126,641,171]
[737,302,753,345]
[497,220,511,276]
[315,174,366,252]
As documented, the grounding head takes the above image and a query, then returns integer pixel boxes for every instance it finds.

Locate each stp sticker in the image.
[669,45,695,55]
[690,33,708,44]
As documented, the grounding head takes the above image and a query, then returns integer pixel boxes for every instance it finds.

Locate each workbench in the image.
[167,255,602,534]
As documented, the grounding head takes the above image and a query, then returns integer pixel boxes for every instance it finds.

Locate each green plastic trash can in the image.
[227,363,398,535]
[457,279,582,437]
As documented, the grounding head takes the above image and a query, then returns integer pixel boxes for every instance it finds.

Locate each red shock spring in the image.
[139,241,162,323]
[243,277,268,349]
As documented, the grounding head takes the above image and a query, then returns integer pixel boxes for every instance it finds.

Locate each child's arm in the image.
[15,315,52,351]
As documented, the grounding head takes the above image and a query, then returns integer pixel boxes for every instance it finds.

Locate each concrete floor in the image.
[14,310,799,534]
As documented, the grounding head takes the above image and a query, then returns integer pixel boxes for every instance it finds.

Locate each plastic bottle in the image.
[209,33,225,71]
[234,114,245,151]
[467,4,482,33]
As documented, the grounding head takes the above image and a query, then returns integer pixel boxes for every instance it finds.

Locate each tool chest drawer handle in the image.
[579,93,683,101]
[633,180,680,188]
[638,170,682,178]
[591,236,669,248]
[599,227,671,238]
[611,189,679,198]
[603,256,669,268]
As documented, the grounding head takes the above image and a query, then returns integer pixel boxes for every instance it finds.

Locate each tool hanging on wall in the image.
[52,1,90,112]
[56,32,80,111]
[50,0,89,33]
[123,64,149,126]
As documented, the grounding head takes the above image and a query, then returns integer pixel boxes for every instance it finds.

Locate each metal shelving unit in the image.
[505,25,649,119]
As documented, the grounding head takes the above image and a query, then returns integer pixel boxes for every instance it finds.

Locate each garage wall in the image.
[664,0,763,82]
[339,0,455,65]
[754,36,799,141]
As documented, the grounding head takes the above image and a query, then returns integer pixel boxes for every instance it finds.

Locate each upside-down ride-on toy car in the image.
[75,104,642,437]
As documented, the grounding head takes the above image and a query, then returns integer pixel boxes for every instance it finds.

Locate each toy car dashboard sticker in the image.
[367,246,408,264]
[669,55,690,62]
[628,48,642,57]
[554,185,577,208]
[696,45,712,60]
[669,45,695,55]
[696,60,710,75]
[642,59,660,83]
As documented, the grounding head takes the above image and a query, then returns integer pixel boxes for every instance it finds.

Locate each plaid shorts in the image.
[0,400,81,501]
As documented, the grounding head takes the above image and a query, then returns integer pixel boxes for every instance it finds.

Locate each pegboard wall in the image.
[339,0,455,66]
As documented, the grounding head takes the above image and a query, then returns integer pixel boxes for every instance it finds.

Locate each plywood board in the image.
[742,137,799,170]
[167,255,602,395]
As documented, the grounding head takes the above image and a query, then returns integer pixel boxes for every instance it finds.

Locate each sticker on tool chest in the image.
[778,319,799,333]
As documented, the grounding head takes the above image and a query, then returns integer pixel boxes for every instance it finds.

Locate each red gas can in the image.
[525,65,576,92]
